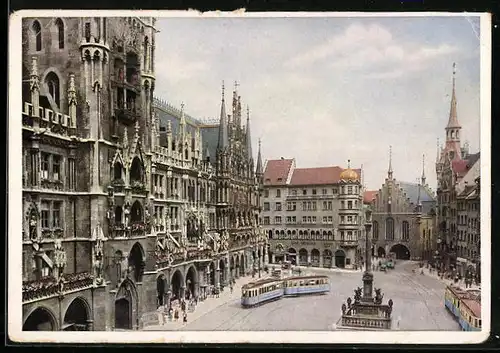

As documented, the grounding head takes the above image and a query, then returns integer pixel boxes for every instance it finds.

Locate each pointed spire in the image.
[30,56,39,92]
[246,105,253,161]
[256,138,263,175]
[204,144,211,161]
[166,119,172,133]
[217,81,229,150]
[421,154,426,185]
[123,126,129,147]
[446,63,461,129]
[180,101,186,141]
[436,138,440,162]
[388,145,393,179]
[347,159,351,169]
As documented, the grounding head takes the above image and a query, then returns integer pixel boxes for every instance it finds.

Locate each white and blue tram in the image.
[240,275,330,307]
[241,278,284,308]
[283,275,330,296]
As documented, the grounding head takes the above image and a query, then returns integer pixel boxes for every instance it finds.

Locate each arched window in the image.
[55,18,64,49]
[372,221,379,240]
[32,20,42,51]
[114,162,123,180]
[385,217,394,241]
[45,72,60,107]
[143,36,149,67]
[402,221,409,241]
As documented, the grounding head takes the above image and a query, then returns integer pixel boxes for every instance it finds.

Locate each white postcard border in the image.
[8,10,492,344]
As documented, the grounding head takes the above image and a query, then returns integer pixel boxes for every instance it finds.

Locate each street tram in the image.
[444,285,482,331]
[283,275,330,296]
[241,278,284,307]
[241,275,330,308]
[459,297,481,331]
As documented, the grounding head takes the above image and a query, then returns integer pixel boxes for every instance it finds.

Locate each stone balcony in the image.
[22,271,94,303]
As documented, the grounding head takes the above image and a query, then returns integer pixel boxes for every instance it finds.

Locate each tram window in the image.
[475,319,478,327]
[479,320,482,326]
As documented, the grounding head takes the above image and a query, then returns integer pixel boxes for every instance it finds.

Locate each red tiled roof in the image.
[289,166,361,186]
[263,159,294,186]
[452,159,469,176]
[363,190,378,204]
[461,298,481,318]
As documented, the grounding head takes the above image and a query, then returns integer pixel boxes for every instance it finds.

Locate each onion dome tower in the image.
[338,160,363,262]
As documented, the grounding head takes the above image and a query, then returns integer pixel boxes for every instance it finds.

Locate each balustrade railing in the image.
[23,271,93,302]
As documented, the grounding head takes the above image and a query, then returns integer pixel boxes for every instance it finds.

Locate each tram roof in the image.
[285,275,329,281]
[242,278,281,289]
[461,298,481,318]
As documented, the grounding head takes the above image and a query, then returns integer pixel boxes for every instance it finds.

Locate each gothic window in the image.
[45,72,61,107]
[41,153,50,179]
[115,206,123,224]
[84,22,91,42]
[52,201,61,228]
[52,155,60,181]
[130,157,143,182]
[32,20,42,51]
[114,162,123,180]
[130,201,143,223]
[386,217,394,241]
[55,18,64,49]
[144,36,149,67]
[41,201,50,228]
[402,221,409,241]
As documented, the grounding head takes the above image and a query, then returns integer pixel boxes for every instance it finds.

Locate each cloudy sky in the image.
[154,14,482,192]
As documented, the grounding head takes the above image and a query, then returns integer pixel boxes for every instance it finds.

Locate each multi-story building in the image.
[455,158,480,280]
[371,149,437,260]
[263,159,363,269]
[435,63,481,272]
[20,16,265,332]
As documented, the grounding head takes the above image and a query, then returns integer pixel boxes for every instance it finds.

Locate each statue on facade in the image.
[29,209,38,241]
[341,303,347,315]
[213,233,220,253]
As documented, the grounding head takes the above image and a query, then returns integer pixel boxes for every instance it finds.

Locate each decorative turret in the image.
[217,81,229,151]
[67,73,77,128]
[387,145,393,180]
[421,153,426,186]
[256,138,263,178]
[246,105,253,162]
[340,159,360,182]
[180,102,186,144]
[30,57,40,115]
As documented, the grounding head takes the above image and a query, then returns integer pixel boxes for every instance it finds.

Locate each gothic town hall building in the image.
[20,16,266,331]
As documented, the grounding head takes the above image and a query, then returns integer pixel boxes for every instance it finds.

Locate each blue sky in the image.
[154,15,481,192]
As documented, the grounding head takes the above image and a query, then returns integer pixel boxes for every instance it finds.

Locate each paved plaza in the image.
[143,261,461,331]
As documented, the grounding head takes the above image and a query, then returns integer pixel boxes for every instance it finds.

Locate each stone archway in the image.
[128,242,145,283]
[311,249,320,267]
[23,307,57,331]
[335,249,346,268]
[239,254,245,276]
[186,265,198,299]
[287,248,297,265]
[114,278,138,330]
[298,248,308,266]
[389,244,411,260]
[156,274,166,307]
[219,258,226,286]
[323,249,333,268]
[171,269,184,302]
[63,297,90,331]
[230,256,235,279]
[377,246,386,258]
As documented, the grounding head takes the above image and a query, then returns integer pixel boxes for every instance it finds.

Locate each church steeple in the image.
[256,138,263,176]
[444,63,462,159]
[246,105,253,161]
[387,145,393,180]
[217,81,229,151]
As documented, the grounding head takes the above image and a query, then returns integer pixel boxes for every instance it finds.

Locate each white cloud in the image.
[285,23,459,80]
[156,52,209,84]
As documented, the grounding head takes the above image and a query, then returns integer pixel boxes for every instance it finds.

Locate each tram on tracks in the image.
[241,275,330,308]
[444,285,481,331]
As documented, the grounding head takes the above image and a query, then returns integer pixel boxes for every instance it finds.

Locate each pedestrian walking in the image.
[174,309,179,321]
[230,284,233,294]
[183,312,188,324]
